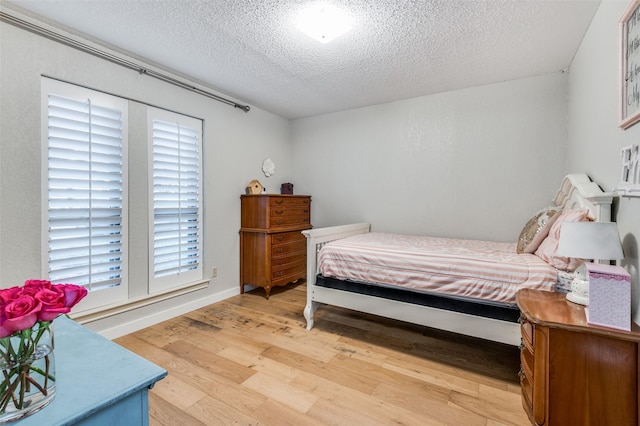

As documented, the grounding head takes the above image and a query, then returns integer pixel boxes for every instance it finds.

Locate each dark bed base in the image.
[314,275,521,323]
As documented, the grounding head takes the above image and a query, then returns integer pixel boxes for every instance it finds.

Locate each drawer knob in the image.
[275,220,283,225]
[276,236,285,241]
[275,199,283,204]
[275,271,283,277]
[275,209,284,215]
[276,248,284,253]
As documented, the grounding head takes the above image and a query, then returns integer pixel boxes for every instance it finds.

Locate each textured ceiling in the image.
[4,0,601,120]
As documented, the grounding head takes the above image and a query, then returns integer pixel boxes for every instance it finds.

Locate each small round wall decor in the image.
[262,158,275,177]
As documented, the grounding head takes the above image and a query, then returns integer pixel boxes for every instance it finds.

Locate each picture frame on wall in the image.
[620,0,640,129]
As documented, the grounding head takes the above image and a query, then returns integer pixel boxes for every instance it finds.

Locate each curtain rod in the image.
[0,11,251,113]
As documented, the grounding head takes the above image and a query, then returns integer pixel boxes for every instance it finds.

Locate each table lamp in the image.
[557,221,624,305]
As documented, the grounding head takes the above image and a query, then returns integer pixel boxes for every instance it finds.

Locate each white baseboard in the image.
[83,287,239,340]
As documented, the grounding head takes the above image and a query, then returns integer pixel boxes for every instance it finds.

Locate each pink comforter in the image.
[318,232,557,305]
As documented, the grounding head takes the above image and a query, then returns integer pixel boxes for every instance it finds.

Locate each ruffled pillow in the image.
[516,205,562,254]
[534,209,593,271]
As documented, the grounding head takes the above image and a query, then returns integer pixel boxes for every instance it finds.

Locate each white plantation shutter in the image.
[43,79,128,310]
[149,108,202,292]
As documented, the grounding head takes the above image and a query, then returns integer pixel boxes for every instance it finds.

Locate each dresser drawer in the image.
[520,316,533,351]
[271,206,311,219]
[271,240,306,257]
[270,212,310,228]
[520,370,534,423]
[272,261,306,283]
[271,252,306,268]
[270,197,311,208]
[271,231,306,245]
[520,344,533,380]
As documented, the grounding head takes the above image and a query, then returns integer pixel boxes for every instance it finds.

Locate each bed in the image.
[302,174,615,345]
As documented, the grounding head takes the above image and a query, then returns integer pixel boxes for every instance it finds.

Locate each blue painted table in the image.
[15,316,167,425]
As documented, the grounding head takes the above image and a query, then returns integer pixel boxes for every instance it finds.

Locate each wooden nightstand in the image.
[516,288,640,425]
[240,194,311,299]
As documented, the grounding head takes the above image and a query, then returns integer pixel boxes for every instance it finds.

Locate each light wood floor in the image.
[115,282,529,425]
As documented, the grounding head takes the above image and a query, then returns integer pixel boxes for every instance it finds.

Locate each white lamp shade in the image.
[557,221,624,261]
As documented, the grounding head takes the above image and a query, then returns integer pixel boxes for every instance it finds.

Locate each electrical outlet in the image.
[211,267,218,278]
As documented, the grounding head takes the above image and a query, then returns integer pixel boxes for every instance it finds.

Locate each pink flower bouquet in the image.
[0,280,87,421]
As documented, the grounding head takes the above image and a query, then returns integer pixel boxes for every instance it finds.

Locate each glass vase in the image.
[0,323,56,423]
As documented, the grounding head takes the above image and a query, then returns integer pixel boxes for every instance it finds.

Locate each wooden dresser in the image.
[516,289,640,426]
[240,194,311,298]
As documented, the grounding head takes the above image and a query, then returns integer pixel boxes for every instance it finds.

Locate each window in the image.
[42,78,128,312]
[148,107,203,293]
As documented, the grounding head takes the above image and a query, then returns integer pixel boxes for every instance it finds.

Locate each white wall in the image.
[0,17,292,337]
[291,73,569,242]
[567,0,640,324]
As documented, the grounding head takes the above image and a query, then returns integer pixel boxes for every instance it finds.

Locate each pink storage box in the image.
[585,263,631,331]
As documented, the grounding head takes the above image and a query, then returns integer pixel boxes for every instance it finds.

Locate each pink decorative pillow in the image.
[516,205,562,254]
[534,209,594,271]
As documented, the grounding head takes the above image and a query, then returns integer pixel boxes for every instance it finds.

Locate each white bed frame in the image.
[302,174,614,345]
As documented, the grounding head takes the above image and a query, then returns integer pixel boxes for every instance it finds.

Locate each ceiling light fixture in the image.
[295,3,352,44]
